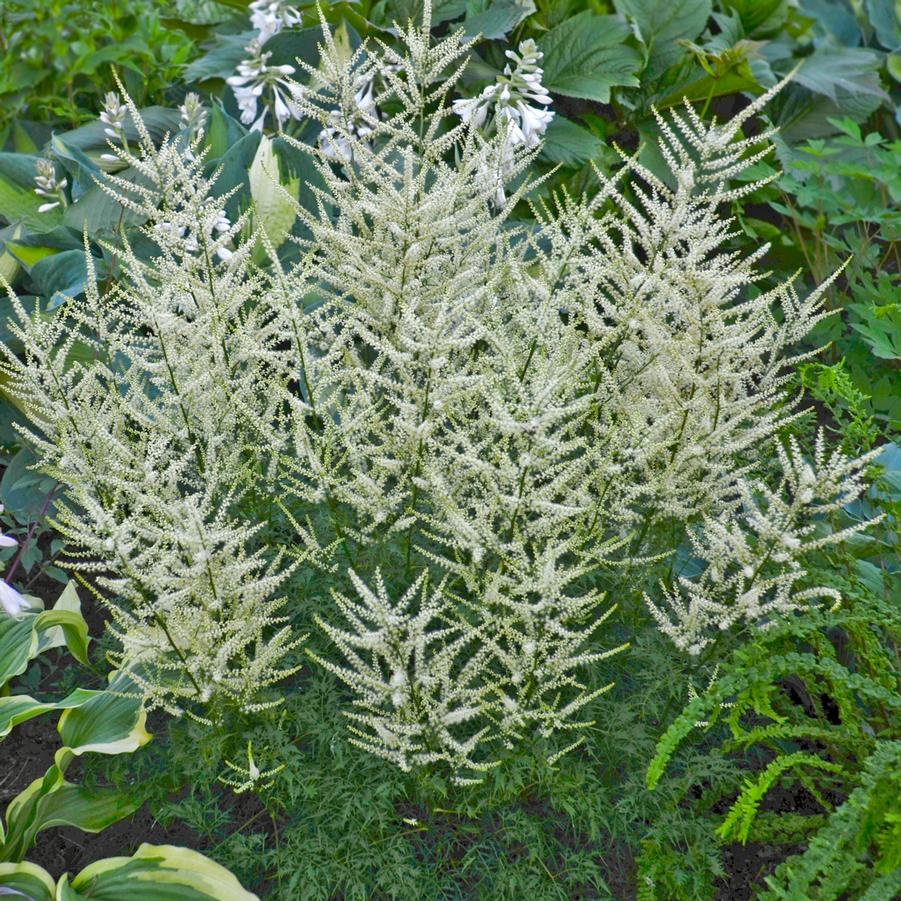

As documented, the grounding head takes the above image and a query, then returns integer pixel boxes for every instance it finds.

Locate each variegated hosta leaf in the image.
[0,860,55,901]
[59,844,259,900]
[0,845,258,900]
[0,584,90,690]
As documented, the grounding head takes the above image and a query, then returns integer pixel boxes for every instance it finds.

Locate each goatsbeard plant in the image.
[0,9,877,782]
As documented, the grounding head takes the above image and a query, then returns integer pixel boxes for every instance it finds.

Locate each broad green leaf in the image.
[35,582,83,655]
[31,611,89,666]
[614,0,712,77]
[57,108,182,153]
[0,861,55,901]
[463,0,536,40]
[540,13,642,103]
[211,132,262,222]
[184,31,257,83]
[0,616,39,690]
[866,0,901,50]
[0,223,22,284]
[11,124,39,155]
[5,244,59,270]
[206,103,247,161]
[65,844,259,900]
[0,155,63,234]
[0,586,88,690]
[721,0,788,36]
[801,0,861,45]
[0,447,53,521]
[249,136,297,252]
[0,690,97,741]
[58,670,151,757]
[795,47,889,103]
[62,166,151,236]
[30,250,107,310]
[2,759,137,863]
[886,51,901,83]
[539,116,605,166]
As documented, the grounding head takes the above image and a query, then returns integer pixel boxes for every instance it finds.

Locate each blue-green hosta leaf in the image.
[874,441,901,500]
[540,13,642,103]
[211,131,262,223]
[56,108,183,152]
[61,844,259,900]
[463,0,536,40]
[62,166,153,237]
[800,0,862,45]
[0,861,55,901]
[0,447,54,521]
[614,0,712,77]
[29,250,108,310]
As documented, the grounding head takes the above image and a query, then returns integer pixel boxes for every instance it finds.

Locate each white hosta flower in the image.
[451,39,554,200]
[227,40,305,132]
[318,124,354,162]
[516,100,554,148]
[100,91,128,140]
[152,207,234,262]
[0,581,29,618]
[0,505,17,549]
[178,92,208,135]
[451,85,496,128]
[33,158,67,214]
[316,77,380,163]
[249,0,302,43]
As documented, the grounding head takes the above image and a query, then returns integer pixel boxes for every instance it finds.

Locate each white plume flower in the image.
[0,16,874,777]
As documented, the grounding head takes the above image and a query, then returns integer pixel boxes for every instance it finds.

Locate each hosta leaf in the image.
[62,166,152,236]
[57,108,182,152]
[62,844,259,900]
[0,616,39,690]
[0,155,63,234]
[2,763,137,864]
[540,13,642,103]
[0,861,55,901]
[184,30,250,82]
[29,250,108,310]
[249,136,296,252]
[0,690,96,741]
[57,670,151,757]
[866,0,901,50]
